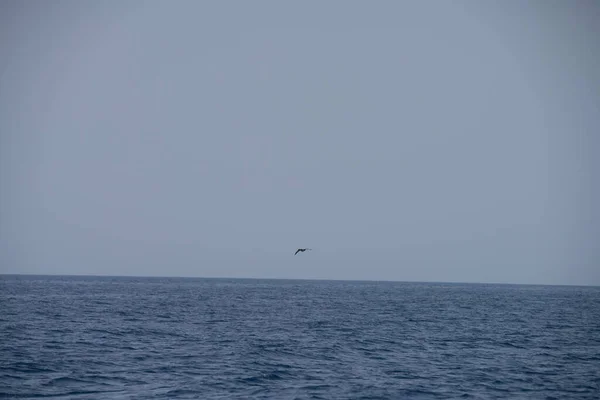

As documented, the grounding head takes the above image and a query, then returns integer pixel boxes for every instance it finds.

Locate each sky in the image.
[0,1,598,285]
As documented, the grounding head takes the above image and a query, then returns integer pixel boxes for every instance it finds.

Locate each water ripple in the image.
[1,276,599,399]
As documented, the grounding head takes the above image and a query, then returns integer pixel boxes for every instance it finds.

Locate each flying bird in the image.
[295,248,311,255]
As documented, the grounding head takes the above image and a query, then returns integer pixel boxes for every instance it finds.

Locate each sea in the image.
[1,275,599,399]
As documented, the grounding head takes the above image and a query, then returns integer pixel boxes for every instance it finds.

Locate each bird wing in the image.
[294,249,300,255]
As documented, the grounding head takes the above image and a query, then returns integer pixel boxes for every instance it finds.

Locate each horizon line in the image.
[1,273,598,288]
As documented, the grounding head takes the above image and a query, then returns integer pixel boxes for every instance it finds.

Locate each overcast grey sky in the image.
[1,1,598,285]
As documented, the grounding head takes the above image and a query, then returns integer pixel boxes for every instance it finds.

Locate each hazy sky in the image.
[1,1,598,285]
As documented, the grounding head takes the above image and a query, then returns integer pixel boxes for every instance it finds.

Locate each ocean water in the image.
[1,275,599,399]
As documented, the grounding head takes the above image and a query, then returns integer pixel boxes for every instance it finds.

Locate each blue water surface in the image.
[1,275,599,399]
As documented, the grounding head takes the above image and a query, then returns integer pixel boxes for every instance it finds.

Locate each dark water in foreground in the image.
[1,275,599,399]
